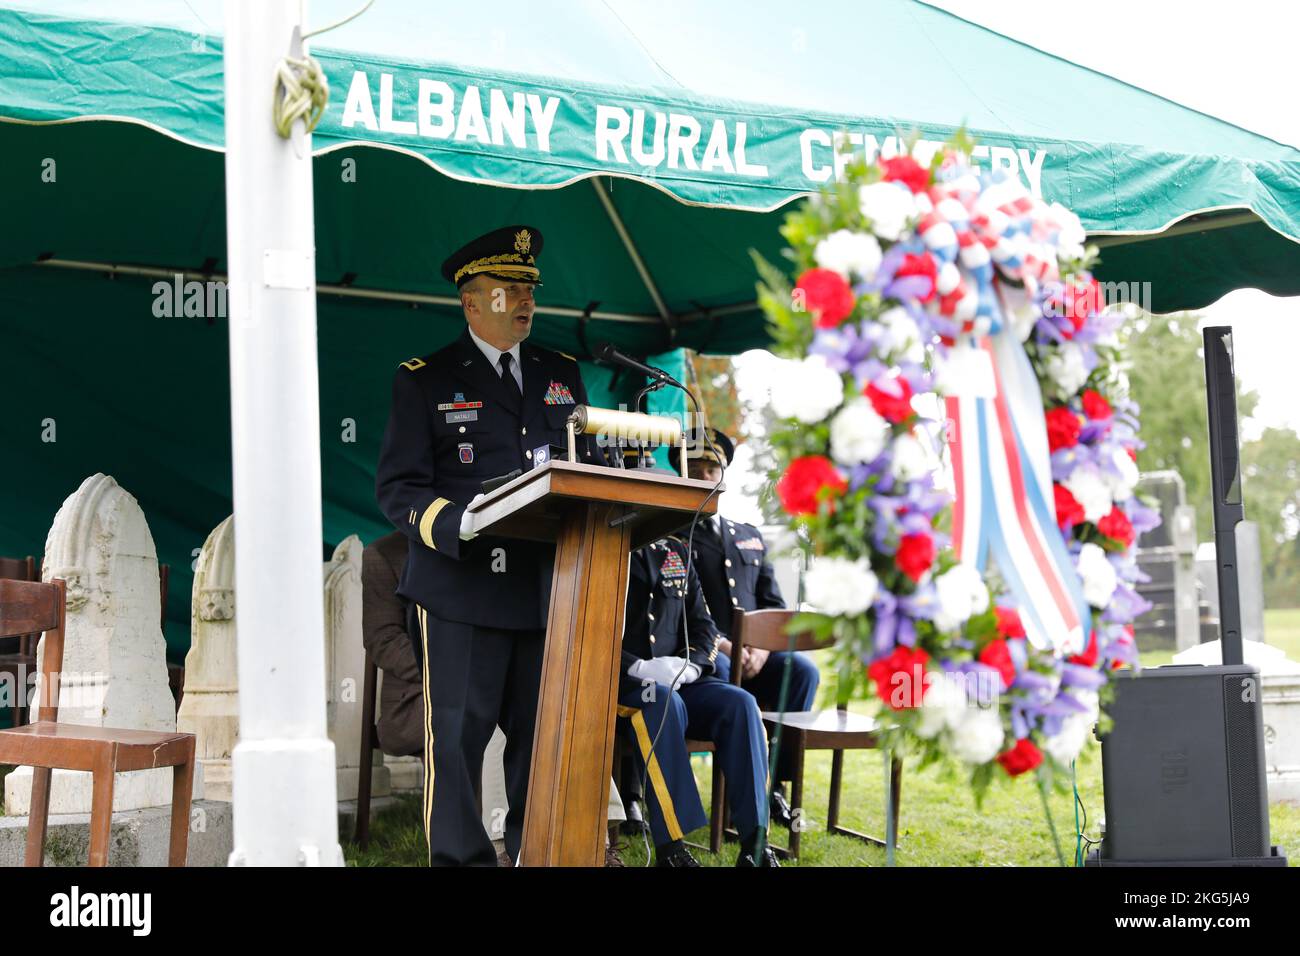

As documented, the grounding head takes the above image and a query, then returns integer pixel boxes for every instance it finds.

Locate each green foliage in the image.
[1242,426,1300,607]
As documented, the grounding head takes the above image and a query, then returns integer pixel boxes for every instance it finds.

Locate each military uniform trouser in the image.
[414,606,544,866]
[617,676,769,847]
[713,650,820,784]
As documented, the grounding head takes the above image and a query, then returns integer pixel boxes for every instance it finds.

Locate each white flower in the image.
[829,398,890,466]
[1076,543,1118,608]
[814,229,883,281]
[768,355,844,424]
[858,181,917,242]
[948,705,1005,765]
[1064,466,1113,523]
[915,671,969,739]
[932,563,990,632]
[1047,202,1087,261]
[890,432,932,482]
[877,306,926,364]
[1043,691,1099,764]
[998,282,1040,342]
[1106,444,1140,501]
[804,556,879,617]
[1045,341,1089,395]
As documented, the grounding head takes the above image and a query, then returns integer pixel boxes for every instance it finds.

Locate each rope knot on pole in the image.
[273,53,329,139]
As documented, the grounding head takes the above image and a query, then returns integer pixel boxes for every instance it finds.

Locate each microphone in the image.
[593,342,681,386]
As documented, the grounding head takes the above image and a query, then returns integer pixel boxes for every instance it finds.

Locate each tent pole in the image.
[223,0,342,867]
[590,178,676,330]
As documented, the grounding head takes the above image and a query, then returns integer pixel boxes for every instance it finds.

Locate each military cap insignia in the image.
[514,229,532,254]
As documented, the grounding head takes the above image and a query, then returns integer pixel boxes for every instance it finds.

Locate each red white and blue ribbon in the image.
[945,328,1091,653]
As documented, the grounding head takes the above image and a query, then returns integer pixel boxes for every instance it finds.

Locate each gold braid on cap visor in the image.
[454,253,539,284]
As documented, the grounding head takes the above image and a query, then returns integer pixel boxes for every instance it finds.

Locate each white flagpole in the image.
[223,0,342,866]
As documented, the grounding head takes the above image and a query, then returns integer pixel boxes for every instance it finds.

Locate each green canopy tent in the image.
[2,0,1299,660]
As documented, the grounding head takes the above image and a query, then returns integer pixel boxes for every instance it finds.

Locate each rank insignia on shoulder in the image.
[458,442,474,464]
[400,357,427,371]
[544,380,575,405]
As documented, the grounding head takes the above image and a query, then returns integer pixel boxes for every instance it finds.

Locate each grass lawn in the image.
[343,608,1300,867]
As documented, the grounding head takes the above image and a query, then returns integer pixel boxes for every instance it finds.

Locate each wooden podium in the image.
[465,460,719,866]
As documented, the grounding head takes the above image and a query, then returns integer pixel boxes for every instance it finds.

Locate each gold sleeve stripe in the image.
[418,498,452,549]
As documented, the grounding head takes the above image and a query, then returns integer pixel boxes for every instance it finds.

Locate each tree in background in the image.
[1121,312,1257,540]
[1242,427,1300,607]
[685,352,741,440]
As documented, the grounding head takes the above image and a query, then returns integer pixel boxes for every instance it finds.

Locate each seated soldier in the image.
[361,531,425,759]
[618,528,780,867]
[671,426,820,827]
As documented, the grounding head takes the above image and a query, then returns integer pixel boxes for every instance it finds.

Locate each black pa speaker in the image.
[1094,664,1284,865]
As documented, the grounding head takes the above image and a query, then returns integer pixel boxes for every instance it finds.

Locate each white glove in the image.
[628,656,701,689]
[459,494,485,541]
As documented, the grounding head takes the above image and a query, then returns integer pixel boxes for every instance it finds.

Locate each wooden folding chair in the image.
[0,578,197,866]
[0,555,39,728]
[723,608,903,861]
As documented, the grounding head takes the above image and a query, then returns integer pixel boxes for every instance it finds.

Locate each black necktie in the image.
[498,353,522,400]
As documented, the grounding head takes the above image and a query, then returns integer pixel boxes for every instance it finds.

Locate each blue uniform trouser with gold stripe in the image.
[618,677,770,844]
[414,606,544,866]
[713,650,819,783]
[617,683,708,847]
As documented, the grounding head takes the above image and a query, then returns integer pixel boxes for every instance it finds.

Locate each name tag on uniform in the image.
[438,400,484,411]
[735,538,765,551]
[446,410,478,423]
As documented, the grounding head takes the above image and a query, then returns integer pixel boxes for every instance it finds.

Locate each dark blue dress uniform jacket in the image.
[375,328,600,631]
[691,518,785,635]
[621,537,722,692]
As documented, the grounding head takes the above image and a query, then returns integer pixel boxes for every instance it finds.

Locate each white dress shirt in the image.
[467,325,523,393]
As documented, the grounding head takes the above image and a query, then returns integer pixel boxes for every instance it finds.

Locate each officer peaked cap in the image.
[441,225,544,288]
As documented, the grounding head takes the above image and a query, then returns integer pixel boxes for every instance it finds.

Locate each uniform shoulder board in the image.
[555,350,577,363]
[399,356,428,372]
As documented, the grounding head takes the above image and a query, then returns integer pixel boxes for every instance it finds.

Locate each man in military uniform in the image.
[671,427,820,829]
[618,531,779,867]
[375,224,601,866]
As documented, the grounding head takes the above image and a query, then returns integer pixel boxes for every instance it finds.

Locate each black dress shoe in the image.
[621,800,649,836]
[735,845,781,868]
[656,845,701,867]
[769,789,795,829]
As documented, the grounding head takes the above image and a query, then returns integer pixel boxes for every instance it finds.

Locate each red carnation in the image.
[894,253,938,302]
[1045,407,1082,452]
[1081,389,1112,421]
[1068,629,1099,667]
[1065,278,1103,328]
[979,638,1017,689]
[994,606,1026,640]
[865,376,914,424]
[867,645,931,711]
[776,455,847,516]
[881,156,930,194]
[996,738,1043,777]
[895,532,936,583]
[796,268,856,329]
[1098,505,1135,547]
[1053,483,1085,530]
